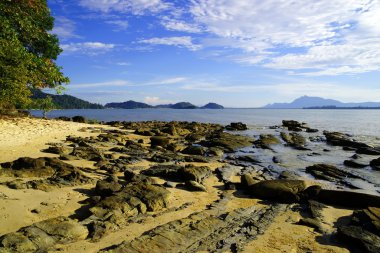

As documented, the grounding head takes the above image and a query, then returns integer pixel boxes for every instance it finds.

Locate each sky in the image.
[48,0,380,107]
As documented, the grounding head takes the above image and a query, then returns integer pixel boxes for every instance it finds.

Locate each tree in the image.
[0,0,69,110]
[32,96,56,118]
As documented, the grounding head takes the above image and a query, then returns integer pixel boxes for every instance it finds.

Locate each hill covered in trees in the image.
[105,101,224,109]
[31,89,104,109]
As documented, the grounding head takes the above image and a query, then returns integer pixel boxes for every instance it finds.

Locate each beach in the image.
[0,116,379,252]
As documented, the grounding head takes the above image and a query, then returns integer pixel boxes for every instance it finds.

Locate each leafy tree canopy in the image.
[0,0,69,109]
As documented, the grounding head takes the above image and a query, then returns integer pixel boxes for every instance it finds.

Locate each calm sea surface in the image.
[30,109,380,137]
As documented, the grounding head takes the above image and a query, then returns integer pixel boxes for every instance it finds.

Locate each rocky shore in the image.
[0,117,379,252]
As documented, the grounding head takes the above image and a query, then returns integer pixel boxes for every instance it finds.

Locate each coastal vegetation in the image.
[31,89,104,109]
[0,0,68,112]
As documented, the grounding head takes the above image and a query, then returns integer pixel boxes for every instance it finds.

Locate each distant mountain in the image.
[201,103,224,109]
[170,102,197,109]
[105,100,224,109]
[31,89,104,109]
[105,100,153,109]
[263,95,380,109]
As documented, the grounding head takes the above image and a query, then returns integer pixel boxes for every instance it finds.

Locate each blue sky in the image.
[48,0,380,107]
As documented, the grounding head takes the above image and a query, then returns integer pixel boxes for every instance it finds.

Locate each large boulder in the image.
[71,145,105,162]
[280,132,307,150]
[202,132,253,152]
[337,226,380,253]
[247,180,307,203]
[254,134,281,149]
[314,190,380,208]
[150,136,170,148]
[91,182,170,218]
[0,217,88,252]
[0,157,74,178]
[225,122,248,131]
[95,176,123,197]
[305,164,360,183]
[352,207,380,235]
[142,165,211,184]
[181,146,207,156]
[370,157,380,170]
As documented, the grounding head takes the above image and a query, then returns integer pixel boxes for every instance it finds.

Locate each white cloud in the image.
[61,42,116,55]
[71,80,130,88]
[143,96,172,105]
[188,0,380,75]
[105,20,129,31]
[71,77,186,89]
[139,36,201,51]
[116,62,131,66]
[52,17,80,40]
[161,17,202,33]
[181,81,380,102]
[79,0,170,14]
[148,77,187,85]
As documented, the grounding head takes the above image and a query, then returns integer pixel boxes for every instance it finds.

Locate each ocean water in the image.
[30,108,380,137]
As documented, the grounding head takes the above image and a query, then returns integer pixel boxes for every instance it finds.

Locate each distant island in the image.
[105,101,224,109]
[32,89,104,109]
[263,95,380,109]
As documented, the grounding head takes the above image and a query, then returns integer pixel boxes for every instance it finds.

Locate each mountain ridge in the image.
[263,95,380,109]
[105,101,224,109]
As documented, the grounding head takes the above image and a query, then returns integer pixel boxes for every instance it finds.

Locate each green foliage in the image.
[0,0,69,110]
[31,89,104,109]
[32,96,56,118]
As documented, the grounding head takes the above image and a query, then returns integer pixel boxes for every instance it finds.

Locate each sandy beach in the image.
[0,117,378,252]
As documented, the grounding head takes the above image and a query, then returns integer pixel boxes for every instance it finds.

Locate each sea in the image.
[30,108,380,194]
[30,108,380,138]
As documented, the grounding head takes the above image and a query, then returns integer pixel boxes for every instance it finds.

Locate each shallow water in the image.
[31,108,380,137]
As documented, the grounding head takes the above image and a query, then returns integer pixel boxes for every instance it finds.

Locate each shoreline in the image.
[0,116,379,252]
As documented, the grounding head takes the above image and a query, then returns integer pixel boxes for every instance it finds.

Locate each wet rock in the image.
[185,133,205,142]
[71,145,105,161]
[305,164,360,184]
[72,116,86,123]
[254,134,281,149]
[305,127,319,133]
[315,190,380,208]
[95,176,123,197]
[248,180,307,203]
[0,217,88,252]
[225,122,248,131]
[272,156,281,164]
[208,147,224,157]
[282,120,304,131]
[324,131,371,150]
[184,180,207,192]
[337,226,380,253]
[344,159,368,168]
[370,157,380,170]
[202,132,253,152]
[280,132,308,150]
[356,147,380,156]
[279,171,300,180]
